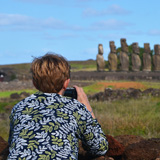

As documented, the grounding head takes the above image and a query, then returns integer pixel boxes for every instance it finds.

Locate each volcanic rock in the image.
[122,138,160,160]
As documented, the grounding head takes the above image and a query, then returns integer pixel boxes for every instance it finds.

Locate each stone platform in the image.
[71,71,160,81]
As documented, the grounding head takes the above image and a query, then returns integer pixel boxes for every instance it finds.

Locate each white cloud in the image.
[43,32,78,40]
[83,5,131,17]
[41,17,68,29]
[106,5,131,15]
[0,13,132,33]
[0,13,69,31]
[14,0,107,6]
[90,19,132,30]
[148,29,160,36]
[14,0,55,4]
[126,30,145,35]
[0,14,32,25]
[0,13,86,32]
[83,8,98,16]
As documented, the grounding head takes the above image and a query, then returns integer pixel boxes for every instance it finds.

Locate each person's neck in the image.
[58,89,65,96]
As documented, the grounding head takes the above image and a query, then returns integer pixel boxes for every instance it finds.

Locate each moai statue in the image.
[108,41,117,71]
[153,44,160,71]
[132,43,141,71]
[143,43,151,71]
[119,38,129,71]
[96,44,105,71]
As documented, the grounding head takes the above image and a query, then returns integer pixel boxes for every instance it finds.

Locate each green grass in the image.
[1,96,160,141]
[69,60,97,71]
[83,82,104,95]
[69,60,109,72]
[91,97,160,138]
[83,80,160,95]
[0,89,37,98]
[142,81,160,89]
[0,118,10,141]
[0,63,31,71]
[0,101,19,113]
[1,80,160,141]
[0,100,19,140]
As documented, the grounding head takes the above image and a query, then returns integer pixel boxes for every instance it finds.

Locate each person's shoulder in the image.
[60,96,86,109]
[66,97,85,107]
[21,93,37,102]
[9,96,27,115]
[13,93,36,109]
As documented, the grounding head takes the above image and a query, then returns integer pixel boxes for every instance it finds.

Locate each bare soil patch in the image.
[95,82,146,90]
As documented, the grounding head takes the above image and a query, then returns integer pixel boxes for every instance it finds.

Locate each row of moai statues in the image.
[96,38,160,71]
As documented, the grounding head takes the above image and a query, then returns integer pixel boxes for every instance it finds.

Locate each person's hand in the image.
[74,85,95,119]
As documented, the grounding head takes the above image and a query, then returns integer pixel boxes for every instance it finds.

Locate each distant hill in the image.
[0,63,32,81]
[0,60,99,81]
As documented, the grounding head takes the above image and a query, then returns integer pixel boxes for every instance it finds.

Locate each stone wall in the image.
[89,88,160,101]
[0,80,34,91]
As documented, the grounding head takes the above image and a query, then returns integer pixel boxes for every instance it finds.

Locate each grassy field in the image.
[91,97,160,138]
[0,60,99,76]
[1,80,160,141]
[0,89,37,98]
[0,60,99,81]
[0,60,98,72]
[0,60,108,79]
[0,100,19,140]
[83,80,160,95]
[1,61,160,142]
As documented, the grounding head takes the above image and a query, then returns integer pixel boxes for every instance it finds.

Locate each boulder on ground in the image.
[114,135,144,148]
[105,135,125,160]
[122,138,160,160]
[10,93,20,99]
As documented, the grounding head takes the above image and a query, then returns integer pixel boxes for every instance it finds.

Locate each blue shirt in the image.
[8,92,108,160]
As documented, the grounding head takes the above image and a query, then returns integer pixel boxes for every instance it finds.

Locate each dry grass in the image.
[91,97,160,138]
[0,116,10,141]
[1,81,160,141]
[84,80,160,95]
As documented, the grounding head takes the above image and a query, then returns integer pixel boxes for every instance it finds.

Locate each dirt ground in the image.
[1,71,160,91]
[91,82,146,90]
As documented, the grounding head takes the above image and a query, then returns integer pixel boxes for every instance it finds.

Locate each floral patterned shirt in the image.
[7,92,108,160]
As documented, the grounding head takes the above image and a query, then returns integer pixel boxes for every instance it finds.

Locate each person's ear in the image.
[63,79,70,90]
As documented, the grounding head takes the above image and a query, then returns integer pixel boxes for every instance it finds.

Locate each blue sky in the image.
[0,0,160,64]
